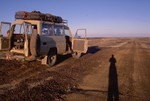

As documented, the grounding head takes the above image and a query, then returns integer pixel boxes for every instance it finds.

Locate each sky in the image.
[0,0,150,37]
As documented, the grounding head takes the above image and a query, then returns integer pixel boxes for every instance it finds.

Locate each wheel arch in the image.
[47,47,57,55]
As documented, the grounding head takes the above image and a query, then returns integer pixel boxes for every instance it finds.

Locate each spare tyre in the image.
[30,33,40,57]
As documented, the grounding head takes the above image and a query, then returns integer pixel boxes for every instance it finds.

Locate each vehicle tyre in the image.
[47,51,57,67]
[72,52,81,59]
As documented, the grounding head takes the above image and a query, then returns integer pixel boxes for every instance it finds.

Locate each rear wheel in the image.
[47,51,57,67]
[72,52,81,59]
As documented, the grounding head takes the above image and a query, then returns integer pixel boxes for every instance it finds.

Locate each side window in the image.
[24,23,32,35]
[54,25,63,36]
[32,25,37,34]
[14,24,24,34]
[42,23,53,36]
[0,23,11,37]
[64,26,71,37]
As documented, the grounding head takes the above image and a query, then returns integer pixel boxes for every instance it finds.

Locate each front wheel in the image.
[47,52,57,67]
[72,52,81,59]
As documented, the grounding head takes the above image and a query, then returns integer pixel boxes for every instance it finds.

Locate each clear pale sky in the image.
[0,0,150,37]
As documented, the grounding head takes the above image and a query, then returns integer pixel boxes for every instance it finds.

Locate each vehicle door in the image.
[40,23,66,55]
[53,25,66,54]
[40,23,57,55]
[23,22,32,56]
[0,22,11,50]
[72,29,88,53]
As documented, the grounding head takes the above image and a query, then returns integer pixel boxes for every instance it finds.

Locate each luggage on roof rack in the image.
[15,11,63,23]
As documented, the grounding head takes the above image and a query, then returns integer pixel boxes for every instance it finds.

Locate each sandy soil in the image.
[0,37,150,101]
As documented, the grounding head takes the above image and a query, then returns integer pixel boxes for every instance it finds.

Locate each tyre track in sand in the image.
[65,40,150,101]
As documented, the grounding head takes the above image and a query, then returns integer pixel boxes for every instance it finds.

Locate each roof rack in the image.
[15,11,63,23]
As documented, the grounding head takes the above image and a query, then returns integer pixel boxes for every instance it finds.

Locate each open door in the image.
[72,29,88,58]
[0,22,11,50]
[23,22,32,57]
[9,21,32,57]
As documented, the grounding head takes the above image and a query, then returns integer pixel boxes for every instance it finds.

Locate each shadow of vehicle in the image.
[87,46,101,54]
[107,55,119,101]
[56,46,100,65]
[56,54,72,64]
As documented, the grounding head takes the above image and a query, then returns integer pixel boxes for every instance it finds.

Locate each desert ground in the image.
[0,37,150,101]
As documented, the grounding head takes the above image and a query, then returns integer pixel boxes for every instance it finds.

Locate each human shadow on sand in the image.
[107,55,119,101]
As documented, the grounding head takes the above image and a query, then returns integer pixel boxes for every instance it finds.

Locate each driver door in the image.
[0,22,11,50]
[72,29,88,53]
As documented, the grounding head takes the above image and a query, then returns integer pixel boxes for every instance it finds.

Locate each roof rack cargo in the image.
[15,11,63,23]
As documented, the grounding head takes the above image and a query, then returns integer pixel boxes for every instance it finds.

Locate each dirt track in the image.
[0,37,150,101]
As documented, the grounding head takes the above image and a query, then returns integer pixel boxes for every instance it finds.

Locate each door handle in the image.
[43,42,47,45]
